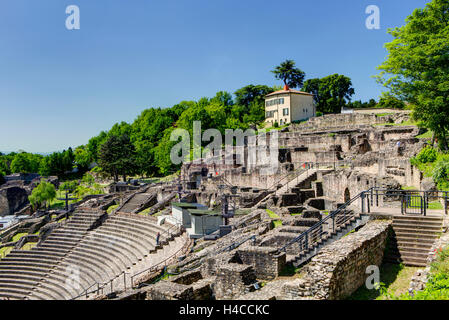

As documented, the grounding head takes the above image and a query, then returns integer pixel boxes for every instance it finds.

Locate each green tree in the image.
[303,74,355,114]
[28,180,56,210]
[377,92,406,110]
[376,0,449,149]
[74,146,93,173]
[271,60,306,89]
[10,153,31,173]
[98,134,137,182]
[60,181,78,193]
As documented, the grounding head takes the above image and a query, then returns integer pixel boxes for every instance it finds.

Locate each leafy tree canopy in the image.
[271,59,306,89]
[376,0,449,149]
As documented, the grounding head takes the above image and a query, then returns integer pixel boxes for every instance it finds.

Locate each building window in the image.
[266,110,276,118]
[283,108,289,116]
[266,98,285,107]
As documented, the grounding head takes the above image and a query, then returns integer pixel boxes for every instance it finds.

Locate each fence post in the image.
[401,194,404,215]
[376,189,379,207]
[421,192,428,216]
[444,192,447,215]
[361,193,365,213]
[305,233,309,250]
[367,194,370,213]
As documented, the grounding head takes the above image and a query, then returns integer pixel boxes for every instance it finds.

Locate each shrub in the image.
[432,156,449,189]
[411,146,438,165]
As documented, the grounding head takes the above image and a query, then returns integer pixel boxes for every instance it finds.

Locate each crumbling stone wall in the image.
[213,263,257,300]
[236,246,286,280]
[0,186,29,216]
[321,170,401,206]
[281,220,391,300]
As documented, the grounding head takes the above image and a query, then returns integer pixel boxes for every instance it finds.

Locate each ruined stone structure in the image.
[281,220,391,300]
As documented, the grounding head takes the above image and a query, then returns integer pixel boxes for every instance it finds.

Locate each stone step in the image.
[394,241,433,250]
[384,254,428,267]
[388,246,430,257]
[393,215,443,221]
[393,230,438,239]
[393,219,443,227]
[394,235,436,244]
[393,224,442,232]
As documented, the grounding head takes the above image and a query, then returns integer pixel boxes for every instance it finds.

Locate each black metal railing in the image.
[277,187,449,257]
[277,188,367,254]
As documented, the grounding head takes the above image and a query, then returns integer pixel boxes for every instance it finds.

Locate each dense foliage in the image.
[302,74,355,113]
[28,180,56,210]
[271,60,305,89]
[376,0,449,149]
[410,146,449,190]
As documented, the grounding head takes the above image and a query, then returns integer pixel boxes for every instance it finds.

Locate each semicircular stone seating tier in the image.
[0,210,185,300]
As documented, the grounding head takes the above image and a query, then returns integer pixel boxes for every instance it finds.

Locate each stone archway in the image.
[344,188,351,203]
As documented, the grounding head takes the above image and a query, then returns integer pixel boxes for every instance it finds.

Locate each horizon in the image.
[0,0,429,153]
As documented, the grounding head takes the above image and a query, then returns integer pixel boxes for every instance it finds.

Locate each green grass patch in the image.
[266,209,280,219]
[21,242,37,250]
[272,220,283,228]
[428,201,443,210]
[11,232,28,242]
[401,186,417,190]
[376,113,395,117]
[374,119,416,127]
[348,263,419,300]
[0,246,12,258]
[107,204,119,214]
[416,130,434,140]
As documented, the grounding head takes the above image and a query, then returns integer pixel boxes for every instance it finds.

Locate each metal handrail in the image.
[277,186,449,255]
[278,187,370,253]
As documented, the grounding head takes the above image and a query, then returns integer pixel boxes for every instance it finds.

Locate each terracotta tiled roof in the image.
[265,89,313,97]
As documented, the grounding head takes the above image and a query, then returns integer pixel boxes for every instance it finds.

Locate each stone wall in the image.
[213,263,257,300]
[321,169,401,207]
[236,246,286,280]
[281,220,392,300]
[0,186,29,217]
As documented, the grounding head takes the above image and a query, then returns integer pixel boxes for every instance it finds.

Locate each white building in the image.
[265,85,316,126]
[186,209,223,239]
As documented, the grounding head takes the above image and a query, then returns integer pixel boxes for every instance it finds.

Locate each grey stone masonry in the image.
[281,220,391,300]
[236,246,286,280]
[213,263,257,300]
[145,280,194,300]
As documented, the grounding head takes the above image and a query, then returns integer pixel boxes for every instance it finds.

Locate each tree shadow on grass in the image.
[347,263,403,300]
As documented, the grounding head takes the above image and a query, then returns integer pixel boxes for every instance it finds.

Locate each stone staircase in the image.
[117,192,157,214]
[0,210,187,300]
[290,212,370,267]
[384,215,443,267]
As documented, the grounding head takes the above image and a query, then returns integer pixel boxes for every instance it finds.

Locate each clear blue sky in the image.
[0,0,429,153]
